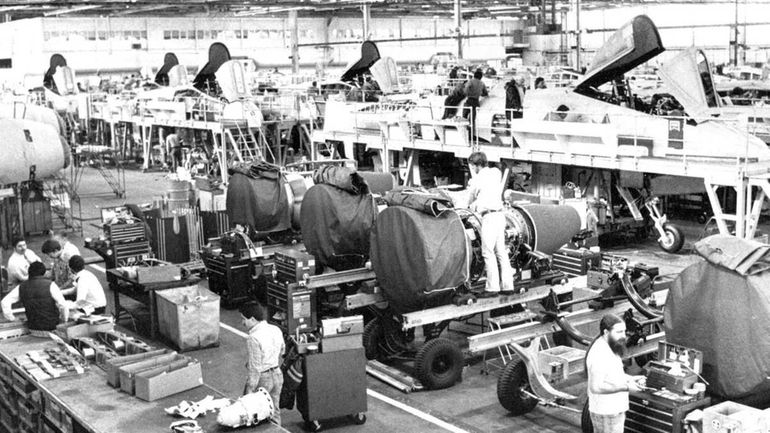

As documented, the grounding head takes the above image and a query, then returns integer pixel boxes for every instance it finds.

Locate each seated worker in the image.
[6,236,42,289]
[1,262,67,336]
[41,239,74,291]
[66,255,107,315]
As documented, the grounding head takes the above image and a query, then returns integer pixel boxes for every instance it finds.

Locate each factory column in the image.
[575,0,581,71]
[362,3,371,40]
[454,0,463,59]
[289,10,300,74]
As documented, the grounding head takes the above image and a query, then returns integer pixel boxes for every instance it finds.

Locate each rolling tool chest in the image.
[266,250,317,334]
[626,391,710,433]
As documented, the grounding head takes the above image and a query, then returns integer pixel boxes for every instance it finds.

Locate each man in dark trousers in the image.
[505,78,523,121]
[463,69,488,137]
[585,314,646,432]
[241,302,285,425]
[1,262,67,336]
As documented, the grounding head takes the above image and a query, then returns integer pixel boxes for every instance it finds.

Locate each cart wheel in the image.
[496,359,538,415]
[658,223,684,253]
[363,318,383,360]
[581,400,593,433]
[305,420,322,432]
[351,412,367,425]
[414,338,464,390]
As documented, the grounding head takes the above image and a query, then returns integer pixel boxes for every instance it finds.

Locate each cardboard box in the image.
[703,401,767,433]
[105,349,175,387]
[55,321,114,341]
[134,359,203,401]
[118,353,180,395]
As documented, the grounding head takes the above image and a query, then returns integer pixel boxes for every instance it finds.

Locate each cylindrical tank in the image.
[506,204,581,255]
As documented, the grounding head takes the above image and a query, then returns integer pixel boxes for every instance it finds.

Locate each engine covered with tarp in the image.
[370,189,469,314]
[226,161,291,233]
[300,166,377,270]
[664,234,770,404]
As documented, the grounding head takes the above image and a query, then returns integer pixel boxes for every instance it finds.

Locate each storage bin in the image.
[156,285,220,351]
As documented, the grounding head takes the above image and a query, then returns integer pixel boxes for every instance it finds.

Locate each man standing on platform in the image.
[241,302,285,425]
[467,151,515,297]
[1,262,67,336]
[586,314,646,433]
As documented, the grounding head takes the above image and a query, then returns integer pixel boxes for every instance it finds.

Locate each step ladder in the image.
[224,122,262,163]
[481,310,538,375]
[42,174,83,235]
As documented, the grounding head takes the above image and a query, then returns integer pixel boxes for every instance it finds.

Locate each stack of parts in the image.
[16,346,88,381]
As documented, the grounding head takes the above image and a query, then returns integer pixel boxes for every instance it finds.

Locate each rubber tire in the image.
[658,223,684,253]
[305,420,322,432]
[414,338,464,390]
[362,318,383,360]
[581,401,593,433]
[351,413,366,425]
[496,359,539,415]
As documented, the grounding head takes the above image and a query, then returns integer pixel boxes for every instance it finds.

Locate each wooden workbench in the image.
[0,336,287,433]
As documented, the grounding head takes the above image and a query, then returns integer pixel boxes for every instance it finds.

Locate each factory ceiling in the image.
[0,0,767,21]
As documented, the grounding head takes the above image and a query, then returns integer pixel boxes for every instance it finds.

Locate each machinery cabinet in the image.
[626,391,710,433]
[297,348,367,431]
[201,252,253,307]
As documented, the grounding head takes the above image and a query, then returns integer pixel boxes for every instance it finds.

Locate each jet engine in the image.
[216,388,274,428]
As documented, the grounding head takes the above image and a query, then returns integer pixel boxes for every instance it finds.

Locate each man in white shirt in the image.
[67,255,107,315]
[586,314,646,433]
[241,302,285,425]
[467,151,514,297]
[55,231,80,263]
[6,236,42,289]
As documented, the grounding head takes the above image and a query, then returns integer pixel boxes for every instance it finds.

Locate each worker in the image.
[534,76,546,89]
[467,151,515,297]
[464,69,488,138]
[585,314,646,433]
[505,78,524,121]
[6,236,42,289]
[308,81,320,97]
[1,262,67,336]
[55,231,80,262]
[166,130,183,172]
[241,302,285,425]
[66,255,107,315]
[442,80,466,119]
[41,239,74,290]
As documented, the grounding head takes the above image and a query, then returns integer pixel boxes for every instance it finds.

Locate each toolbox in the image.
[267,280,317,334]
[626,391,710,433]
[105,222,146,244]
[201,250,255,306]
[551,248,601,276]
[321,316,364,353]
[274,249,316,283]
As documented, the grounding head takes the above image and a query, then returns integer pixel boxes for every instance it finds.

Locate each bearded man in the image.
[585,314,646,433]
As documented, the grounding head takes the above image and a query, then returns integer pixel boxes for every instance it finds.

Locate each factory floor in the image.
[4,165,714,433]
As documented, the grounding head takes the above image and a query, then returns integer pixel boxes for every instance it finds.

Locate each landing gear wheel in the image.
[496,359,539,415]
[414,338,464,390]
[350,413,367,425]
[362,318,383,360]
[305,420,322,432]
[658,223,684,253]
[581,401,593,433]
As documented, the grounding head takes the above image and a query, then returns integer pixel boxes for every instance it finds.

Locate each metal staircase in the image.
[42,174,83,235]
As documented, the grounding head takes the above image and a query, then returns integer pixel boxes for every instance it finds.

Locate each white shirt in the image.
[6,250,42,287]
[586,337,629,415]
[60,241,80,262]
[1,280,66,322]
[72,269,107,308]
[247,321,285,382]
[468,166,504,213]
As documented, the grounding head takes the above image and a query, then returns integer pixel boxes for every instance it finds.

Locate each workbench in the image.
[0,335,287,433]
[107,269,202,339]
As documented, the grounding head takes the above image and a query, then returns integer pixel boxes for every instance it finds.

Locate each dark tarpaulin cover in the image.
[384,189,454,217]
[226,161,290,233]
[370,205,469,314]
[312,165,369,195]
[664,235,770,401]
[300,183,376,269]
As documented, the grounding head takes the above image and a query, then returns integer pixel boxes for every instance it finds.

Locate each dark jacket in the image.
[19,276,59,331]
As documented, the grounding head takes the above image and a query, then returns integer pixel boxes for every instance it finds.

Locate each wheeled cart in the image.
[297,348,367,432]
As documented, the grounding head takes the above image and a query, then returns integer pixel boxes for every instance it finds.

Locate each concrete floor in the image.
[4,164,710,433]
